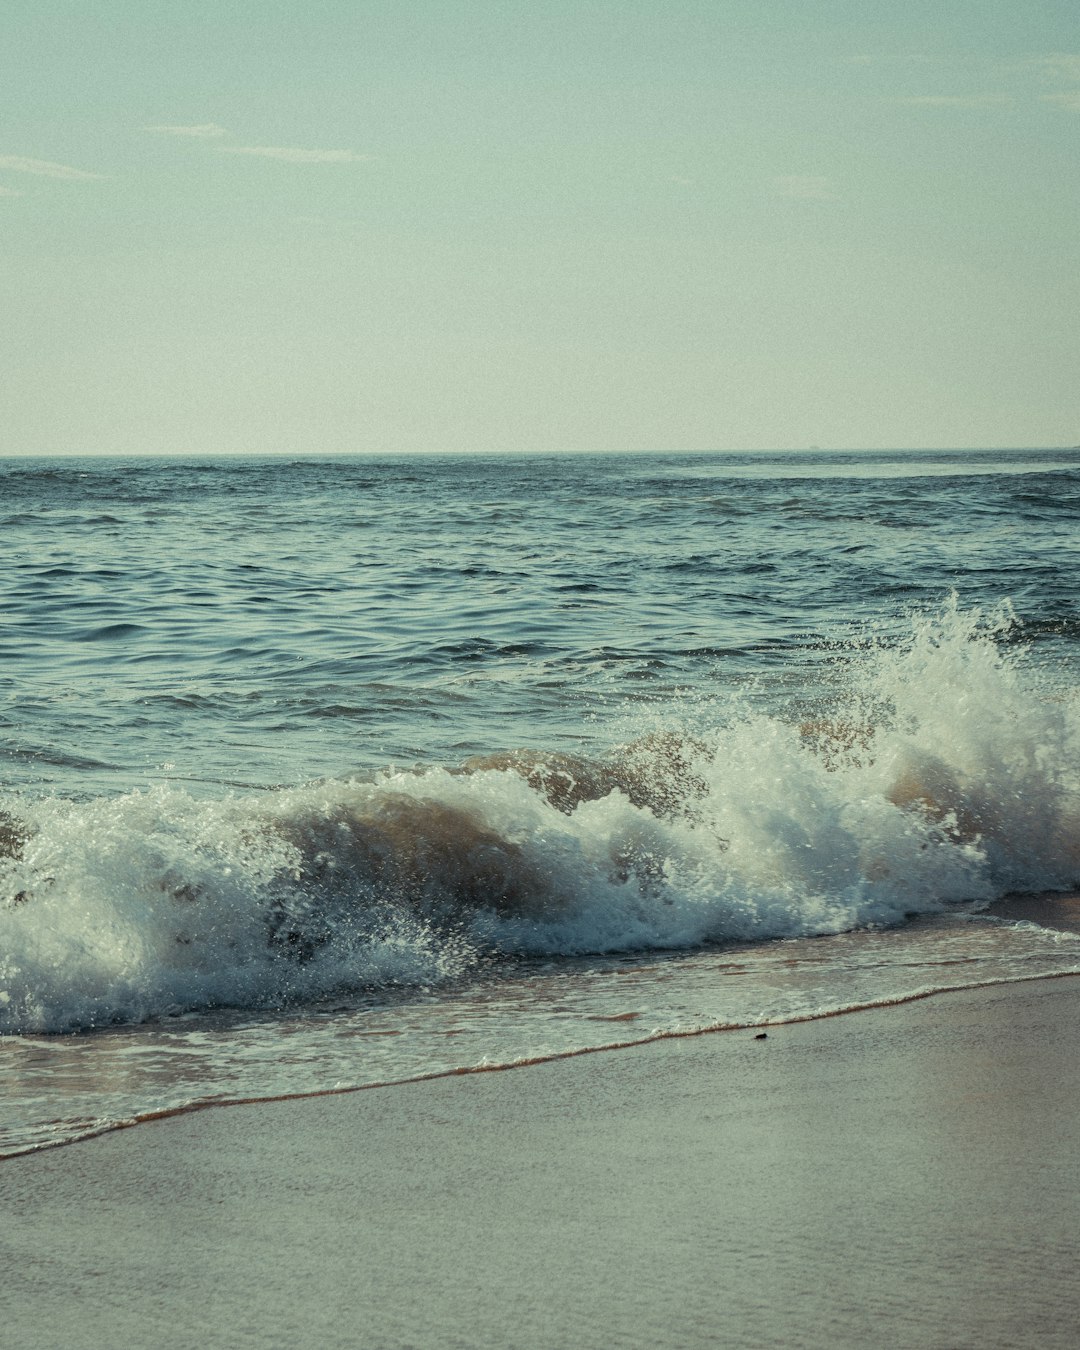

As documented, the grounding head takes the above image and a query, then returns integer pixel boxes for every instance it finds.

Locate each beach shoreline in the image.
[6,973,1080,1350]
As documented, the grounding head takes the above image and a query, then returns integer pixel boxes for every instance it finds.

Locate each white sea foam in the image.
[1,600,1077,1033]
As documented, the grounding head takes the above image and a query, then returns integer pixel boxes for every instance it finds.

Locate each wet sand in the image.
[5,975,1080,1350]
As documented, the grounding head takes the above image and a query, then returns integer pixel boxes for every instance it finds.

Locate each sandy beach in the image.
[4,974,1079,1350]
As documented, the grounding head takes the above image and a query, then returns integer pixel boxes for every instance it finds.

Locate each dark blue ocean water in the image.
[2,448,1079,1153]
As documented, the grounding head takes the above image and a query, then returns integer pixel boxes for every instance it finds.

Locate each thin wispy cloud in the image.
[893,94,1012,108]
[0,155,103,180]
[217,146,370,164]
[1028,52,1080,84]
[850,52,943,68]
[858,51,1080,112]
[145,123,229,138]
[1028,52,1080,110]
[772,175,837,201]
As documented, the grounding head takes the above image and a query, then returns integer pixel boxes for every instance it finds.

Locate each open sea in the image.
[2,447,1079,1156]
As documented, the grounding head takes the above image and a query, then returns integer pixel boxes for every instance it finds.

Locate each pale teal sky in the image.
[2,1,1079,455]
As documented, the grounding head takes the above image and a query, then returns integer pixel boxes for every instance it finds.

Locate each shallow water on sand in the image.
[4,911,1080,1157]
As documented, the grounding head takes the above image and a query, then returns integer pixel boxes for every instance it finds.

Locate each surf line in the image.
[5,968,1080,1163]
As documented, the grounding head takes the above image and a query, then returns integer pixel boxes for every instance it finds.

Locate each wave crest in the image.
[2,599,1078,1032]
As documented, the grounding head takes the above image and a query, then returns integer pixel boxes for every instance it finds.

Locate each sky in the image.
[2,0,1079,456]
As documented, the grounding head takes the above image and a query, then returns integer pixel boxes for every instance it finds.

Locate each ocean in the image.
[2,447,1079,1156]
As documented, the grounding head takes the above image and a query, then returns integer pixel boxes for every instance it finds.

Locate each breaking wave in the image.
[2,599,1078,1033]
